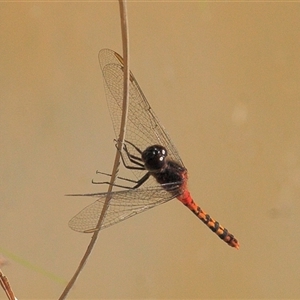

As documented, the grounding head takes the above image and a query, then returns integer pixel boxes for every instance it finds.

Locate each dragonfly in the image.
[68,49,239,249]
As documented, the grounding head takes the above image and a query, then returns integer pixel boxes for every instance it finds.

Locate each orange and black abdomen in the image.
[152,159,239,249]
[178,190,239,249]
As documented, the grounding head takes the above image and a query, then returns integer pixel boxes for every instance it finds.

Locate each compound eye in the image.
[142,145,167,171]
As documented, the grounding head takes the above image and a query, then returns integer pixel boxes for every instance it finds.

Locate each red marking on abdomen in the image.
[177,191,239,249]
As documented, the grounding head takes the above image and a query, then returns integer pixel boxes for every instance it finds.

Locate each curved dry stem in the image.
[0,270,16,300]
[58,1,130,299]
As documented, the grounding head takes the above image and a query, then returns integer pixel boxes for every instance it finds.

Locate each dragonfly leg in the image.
[123,142,144,164]
[92,172,150,189]
[124,140,143,154]
[91,140,151,188]
[114,139,143,155]
[131,172,151,188]
[115,141,145,170]
[94,170,143,183]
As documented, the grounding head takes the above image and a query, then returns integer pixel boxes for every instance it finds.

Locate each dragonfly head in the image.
[142,145,168,172]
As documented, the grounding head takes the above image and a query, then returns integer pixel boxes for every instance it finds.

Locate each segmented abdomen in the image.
[177,190,239,249]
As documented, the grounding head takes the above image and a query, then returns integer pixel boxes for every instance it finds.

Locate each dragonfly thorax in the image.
[142,145,167,172]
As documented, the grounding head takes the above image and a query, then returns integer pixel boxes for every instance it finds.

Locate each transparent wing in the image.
[68,184,181,233]
[68,50,185,233]
[98,49,184,174]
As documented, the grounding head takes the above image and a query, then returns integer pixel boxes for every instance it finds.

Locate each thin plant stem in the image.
[58,1,130,299]
[0,269,16,300]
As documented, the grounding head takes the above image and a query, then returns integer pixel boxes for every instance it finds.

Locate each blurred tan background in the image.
[1,2,300,299]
